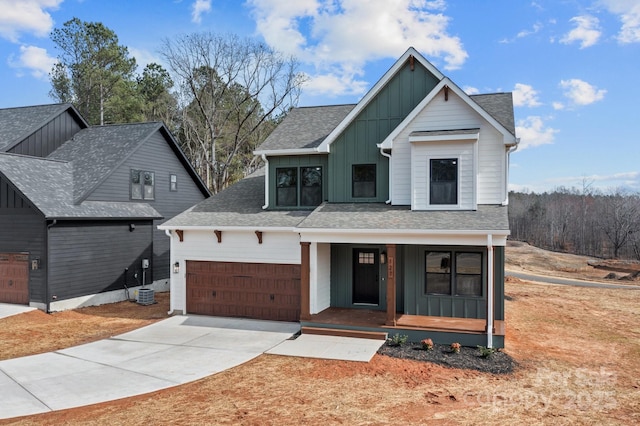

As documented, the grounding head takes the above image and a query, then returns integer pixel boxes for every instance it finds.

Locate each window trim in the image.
[275,166,323,208]
[429,157,459,206]
[352,163,377,199]
[424,249,484,297]
[130,169,155,201]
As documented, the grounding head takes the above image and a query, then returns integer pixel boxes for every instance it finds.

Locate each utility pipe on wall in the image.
[486,234,494,349]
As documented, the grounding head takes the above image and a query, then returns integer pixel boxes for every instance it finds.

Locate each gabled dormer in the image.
[254,47,517,211]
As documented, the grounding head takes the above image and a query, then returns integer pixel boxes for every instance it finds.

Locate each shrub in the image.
[421,338,434,350]
[450,342,461,353]
[477,345,496,358]
[387,333,408,347]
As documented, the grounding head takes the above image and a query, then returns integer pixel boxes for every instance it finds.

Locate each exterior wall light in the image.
[380,252,387,264]
[173,262,180,274]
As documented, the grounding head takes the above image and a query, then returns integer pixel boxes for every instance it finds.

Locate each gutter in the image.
[262,154,269,209]
[379,147,392,204]
[45,219,58,313]
[502,138,520,206]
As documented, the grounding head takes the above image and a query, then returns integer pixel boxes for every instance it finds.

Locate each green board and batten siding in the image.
[328,61,440,202]
[330,244,504,322]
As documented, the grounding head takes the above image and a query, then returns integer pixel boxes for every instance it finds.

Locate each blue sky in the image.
[0,0,638,193]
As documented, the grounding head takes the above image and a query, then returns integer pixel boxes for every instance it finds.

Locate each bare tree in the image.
[596,188,640,258]
[160,33,305,193]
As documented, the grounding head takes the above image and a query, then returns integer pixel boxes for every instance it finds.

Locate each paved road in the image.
[506,270,640,290]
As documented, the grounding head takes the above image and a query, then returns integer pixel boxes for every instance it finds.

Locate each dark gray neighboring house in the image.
[0,104,209,311]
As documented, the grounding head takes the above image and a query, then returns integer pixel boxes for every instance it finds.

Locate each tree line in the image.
[48,18,305,193]
[509,185,640,260]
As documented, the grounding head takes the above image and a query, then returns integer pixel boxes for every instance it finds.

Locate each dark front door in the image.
[352,248,379,305]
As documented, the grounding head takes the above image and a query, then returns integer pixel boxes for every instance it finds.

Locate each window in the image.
[131,170,155,200]
[425,250,483,297]
[352,164,376,198]
[455,252,482,296]
[170,174,178,192]
[430,159,457,205]
[358,251,375,264]
[301,167,322,206]
[275,166,323,207]
[425,251,451,294]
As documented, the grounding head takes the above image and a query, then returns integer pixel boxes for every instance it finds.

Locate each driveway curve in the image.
[506,270,640,290]
[0,315,299,420]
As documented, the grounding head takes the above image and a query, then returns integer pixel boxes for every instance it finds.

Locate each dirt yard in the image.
[1,243,639,425]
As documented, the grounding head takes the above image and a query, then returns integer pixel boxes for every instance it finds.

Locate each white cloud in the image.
[559,79,606,106]
[191,0,212,23]
[515,116,559,150]
[599,0,640,43]
[560,15,601,48]
[552,101,564,110]
[545,171,640,190]
[463,85,479,95]
[517,22,543,39]
[248,0,468,98]
[0,0,62,42]
[512,83,542,107]
[8,45,56,79]
[128,47,162,71]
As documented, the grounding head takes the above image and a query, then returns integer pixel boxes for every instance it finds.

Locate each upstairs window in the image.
[276,166,323,207]
[131,170,155,200]
[430,159,457,205]
[170,174,178,192]
[352,164,376,198]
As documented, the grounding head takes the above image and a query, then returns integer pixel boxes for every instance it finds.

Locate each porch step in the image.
[301,326,388,341]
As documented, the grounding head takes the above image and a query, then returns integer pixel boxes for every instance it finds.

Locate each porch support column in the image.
[386,244,397,326]
[486,235,495,348]
[300,241,311,321]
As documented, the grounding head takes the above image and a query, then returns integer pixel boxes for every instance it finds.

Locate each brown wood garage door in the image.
[186,261,301,322]
[0,253,29,304]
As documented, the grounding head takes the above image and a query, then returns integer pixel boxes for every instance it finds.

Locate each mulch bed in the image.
[378,341,517,374]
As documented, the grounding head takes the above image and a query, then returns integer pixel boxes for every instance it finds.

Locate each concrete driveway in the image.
[0,315,300,420]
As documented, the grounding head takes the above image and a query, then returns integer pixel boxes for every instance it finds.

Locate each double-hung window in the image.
[276,166,322,207]
[352,164,376,198]
[425,250,483,297]
[131,170,155,200]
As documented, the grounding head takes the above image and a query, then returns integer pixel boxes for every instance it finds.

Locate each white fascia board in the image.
[299,228,509,246]
[318,47,445,153]
[379,78,517,149]
[253,148,320,156]
[408,133,479,143]
[157,225,298,232]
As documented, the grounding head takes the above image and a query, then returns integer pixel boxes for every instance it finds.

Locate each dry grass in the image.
[1,248,639,425]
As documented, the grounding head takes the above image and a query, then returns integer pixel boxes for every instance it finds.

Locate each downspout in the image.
[486,234,494,349]
[502,139,520,206]
[165,229,176,315]
[45,219,57,313]
[380,147,392,204]
[261,154,269,209]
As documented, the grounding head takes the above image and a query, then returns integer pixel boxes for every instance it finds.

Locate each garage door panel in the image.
[0,253,29,304]
[186,261,301,322]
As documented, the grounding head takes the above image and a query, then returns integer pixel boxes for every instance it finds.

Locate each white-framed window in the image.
[429,158,458,205]
[170,174,178,192]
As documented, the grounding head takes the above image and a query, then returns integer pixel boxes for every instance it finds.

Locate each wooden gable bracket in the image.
[444,85,449,101]
[255,230,263,244]
[408,54,415,71]
[214,229,222,243]
[176,230,184,242]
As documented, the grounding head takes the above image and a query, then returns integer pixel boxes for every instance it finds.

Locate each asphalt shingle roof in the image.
[48,122,163,202]
[256,105,356,152]
[297,203,509,231]
[161,167,311,228]
[161,168,508,232]
[0,104,75,152]
[0,153,161,219]
[470,93,515,136]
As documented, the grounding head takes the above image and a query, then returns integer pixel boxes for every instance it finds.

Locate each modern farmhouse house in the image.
[0,104,209,311]
[160,47,518,348]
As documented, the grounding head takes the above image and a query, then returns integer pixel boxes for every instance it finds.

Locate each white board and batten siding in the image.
[169,229,302,313]
[391,89,507,208]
